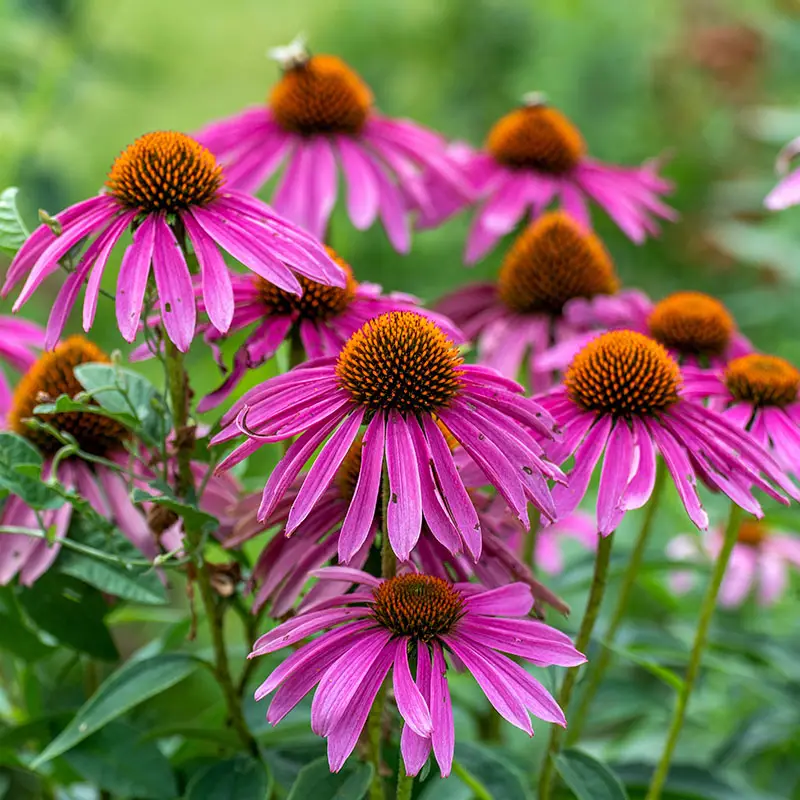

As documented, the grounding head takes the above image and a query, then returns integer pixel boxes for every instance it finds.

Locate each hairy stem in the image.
[164,340,258,758]
[395,763,414,800]
[646,503,743,800]
[538,532,615,799]
[567,460,668,744]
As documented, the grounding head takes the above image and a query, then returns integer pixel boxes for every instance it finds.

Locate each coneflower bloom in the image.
[419,97,676,263]
[436,212,643,391]
[765,136,800,210]
[213,311,564,562]
[250,569,585,774]
[196,39,469,250]
[136,247,460,412]
[680,353,800,480]
[538,289,753,376]
[538,330,799,535]
[3,131,342,352]
[222,437,570,617]
[668,520,800,607]
[0,316,44,414]
[0,336,158,584]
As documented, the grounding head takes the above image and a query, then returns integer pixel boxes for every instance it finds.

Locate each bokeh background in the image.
[2,1,800,798]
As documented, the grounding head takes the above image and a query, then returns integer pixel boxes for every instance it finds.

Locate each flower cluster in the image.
[2,34,800,797]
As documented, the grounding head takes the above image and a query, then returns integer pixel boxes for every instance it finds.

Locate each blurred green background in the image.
[3,2,800,798]
[4,0,800,380]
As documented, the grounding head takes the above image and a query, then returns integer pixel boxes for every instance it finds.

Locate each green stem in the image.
[368,470,394,800]
[567,460,668,744]
[451,759,492,800]
[646,503,743,800]
[163,340,259,759]
[395,763,414,800]
[538,532,615,799]
[521,513,540,572]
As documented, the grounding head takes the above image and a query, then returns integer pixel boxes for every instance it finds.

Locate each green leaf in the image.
[555,749,628,800]
[185,755,270,800]
[0,188,29,256]
[453,742,531,800]
[18,573,118,661]
[63,722,177,800]
[33,652,199,766]
[56,515,166,605]
[74,363,169,445]
[33,395,140,433]
[0,589,51,661]
[603,642,685,692]
[286,756,373,800]
[131,482,218,532]
[0,433,63,510]
[0,433,42,469]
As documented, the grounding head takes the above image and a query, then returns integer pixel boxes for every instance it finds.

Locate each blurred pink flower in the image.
[668,521,800,607]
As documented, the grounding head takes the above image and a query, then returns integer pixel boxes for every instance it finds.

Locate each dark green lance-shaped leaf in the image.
[74,363,169,445]
[0,188,29,256]
[131,481,218,532]
[33,652,199,766]
[63,721,177,800]
[56,515,166,605]
[286,757,373,800]
[454,742,531,800]
[0,588,52,662]
[186,755,271,800]
[18,573,118,661]
[555,749,628,800]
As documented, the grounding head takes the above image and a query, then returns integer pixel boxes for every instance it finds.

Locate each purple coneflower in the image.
[680,353,800,480]
[135,247,460,412]
[538,330,799,535]
[196,38,469,250]
[3,131,341,352]
[436,212,643,391]
[222,435,572,617]
[418,96,676,263]
[668,520,800,607]
[0,335,239,585]
[250,568,585,774]
[0,316,44,415]
[538,289,753,376]
[213,311,564,562]
[0,336,158,584]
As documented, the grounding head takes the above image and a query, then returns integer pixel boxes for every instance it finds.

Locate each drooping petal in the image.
[116,214,158,342]
[385,411,423,561]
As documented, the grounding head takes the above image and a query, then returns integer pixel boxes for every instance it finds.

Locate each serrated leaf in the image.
[18,573,118,661]
[74,363,169,445]
[185,755,270,800]
[33,652,199,766]
[555,749,628,800]
[286,756,373,800]
[63,721,177,800]
[453,742,531,800]
[0,188,29,256]
[56,515,166,605]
